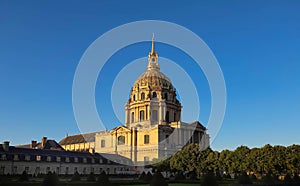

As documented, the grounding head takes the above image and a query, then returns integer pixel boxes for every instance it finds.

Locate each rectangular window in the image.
[74,157,78,163]
[144,135,150,144]
[56,157,61,162]
[65,157,70,162]
[83,158,87,163]
[99,159,103,164]
[101,140,105,148]
[65,167,69,175]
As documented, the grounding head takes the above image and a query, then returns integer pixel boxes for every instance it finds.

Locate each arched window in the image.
[118,136,125,145]
[131,112,134,123]
[174,112,177,122]
[152,110,158,122]
[140,110,145,121]
[152,92,157,98]
[141,92,145,100]
[144,135,150,144]
[133,95,136,101]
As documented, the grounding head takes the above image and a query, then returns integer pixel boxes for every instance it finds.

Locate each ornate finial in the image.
[151,33,155,55]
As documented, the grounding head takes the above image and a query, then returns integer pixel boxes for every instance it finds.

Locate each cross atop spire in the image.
[151,33,155,55]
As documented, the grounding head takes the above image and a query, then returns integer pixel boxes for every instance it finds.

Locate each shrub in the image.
[138,171,146,181]
[150,172,168,186]
[96,171,112,186]
[250,174,257,180]
[174,172,185,181]
[188,171,197,180]
[215,170,223,181]
[19,170,29,182]
[42,172,59,186]
[238,172,252,185]
[71,171,81,181]
[201,172,218,186]
[144,172,153,183]
[284,173,293,183]
[293,174,300,183]
[87,172,96,182]
[262,173,275,185]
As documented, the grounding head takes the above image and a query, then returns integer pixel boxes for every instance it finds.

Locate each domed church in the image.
[94,36,210,165]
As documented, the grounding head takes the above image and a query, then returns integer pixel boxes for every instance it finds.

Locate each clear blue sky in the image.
[1,1,300,151]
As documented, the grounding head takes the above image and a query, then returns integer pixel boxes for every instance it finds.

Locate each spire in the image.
[147,34,160,71]
[151,33,155,55]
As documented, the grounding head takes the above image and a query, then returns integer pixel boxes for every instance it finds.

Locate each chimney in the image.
[42,137,47,148]
[2,141,10,151]
[31,140,37,149]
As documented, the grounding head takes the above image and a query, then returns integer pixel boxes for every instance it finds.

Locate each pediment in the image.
[109,125,131,134]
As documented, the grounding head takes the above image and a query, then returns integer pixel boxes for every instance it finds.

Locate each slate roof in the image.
[16,140,64,150]
[59,132,97,145]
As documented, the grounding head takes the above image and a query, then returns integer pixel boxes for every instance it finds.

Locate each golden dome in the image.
[134,69,174,90]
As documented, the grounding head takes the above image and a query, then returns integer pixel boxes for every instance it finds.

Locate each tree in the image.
[218,150,232,173]
[170,144,201,173]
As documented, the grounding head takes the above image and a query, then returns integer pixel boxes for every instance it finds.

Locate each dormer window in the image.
[36,155,41,161]
[46,156,51,162]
